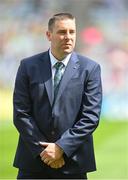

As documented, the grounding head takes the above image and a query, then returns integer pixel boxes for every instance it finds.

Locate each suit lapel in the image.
[40,51,53,106]
[54,52,80,105]
[45,77,53,106]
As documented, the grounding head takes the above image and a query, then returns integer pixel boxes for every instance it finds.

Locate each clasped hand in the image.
[39,142,65,169]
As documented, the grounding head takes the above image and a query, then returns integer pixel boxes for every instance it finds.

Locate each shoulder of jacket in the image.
[76,53,99,66]
[20,51,48,65]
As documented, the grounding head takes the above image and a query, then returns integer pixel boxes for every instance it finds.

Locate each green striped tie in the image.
[54,62,64,99]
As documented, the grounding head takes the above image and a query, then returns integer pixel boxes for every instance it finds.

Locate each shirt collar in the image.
[49,49,72,68]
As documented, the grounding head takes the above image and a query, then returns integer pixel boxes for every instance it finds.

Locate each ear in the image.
[46,31,52,41]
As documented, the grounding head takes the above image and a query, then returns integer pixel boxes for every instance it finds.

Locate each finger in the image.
[41,156,53,163]
[41,156,48,161]
[50,161,63,169]
[40,149,48,158]
[62,160,65,167]
[57,160,65,168]
[40,151,47,159]
[50,164,58,169]
[41,157,45,161]
[52,164,62,169]
[62,159,65,166]
[58,161,64,168]
[40,151,44,157]
[43,158,49,164]
[50,161,60,169]
[45,158,54,165]
[41,155,48,161]
[47,160,54,166]
[49,162,57,168]
[43,159,54,165]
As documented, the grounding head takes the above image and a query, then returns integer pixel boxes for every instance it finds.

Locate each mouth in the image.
[63,44,72,47]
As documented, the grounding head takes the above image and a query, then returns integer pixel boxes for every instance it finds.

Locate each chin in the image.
[63,49,73,54]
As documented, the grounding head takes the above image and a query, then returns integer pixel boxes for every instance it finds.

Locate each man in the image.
[13,13,102,179]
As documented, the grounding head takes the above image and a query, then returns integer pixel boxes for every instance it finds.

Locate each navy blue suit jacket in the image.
[13,51,102,174]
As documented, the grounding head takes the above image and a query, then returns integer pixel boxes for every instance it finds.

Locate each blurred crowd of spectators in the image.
[0,0,128,119]
[0,0,53,88]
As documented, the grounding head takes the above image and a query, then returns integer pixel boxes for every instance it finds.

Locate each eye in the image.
[70,30,75,34]
[58,30,66,34]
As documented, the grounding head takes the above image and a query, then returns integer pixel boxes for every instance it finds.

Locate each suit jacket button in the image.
[51,131,55,135]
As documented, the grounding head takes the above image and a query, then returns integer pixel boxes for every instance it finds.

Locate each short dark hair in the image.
[48,13,75,31]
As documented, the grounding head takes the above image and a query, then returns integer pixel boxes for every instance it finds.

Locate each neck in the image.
[50,50,68,61]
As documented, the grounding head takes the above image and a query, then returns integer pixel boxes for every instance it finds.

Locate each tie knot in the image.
[54,62,64,70]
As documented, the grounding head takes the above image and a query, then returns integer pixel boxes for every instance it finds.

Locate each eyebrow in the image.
[57,29,75,32]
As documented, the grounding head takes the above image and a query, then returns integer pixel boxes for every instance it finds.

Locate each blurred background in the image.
[0,0,128,179]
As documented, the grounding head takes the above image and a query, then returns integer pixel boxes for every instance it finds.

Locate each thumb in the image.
[39,141,49,147]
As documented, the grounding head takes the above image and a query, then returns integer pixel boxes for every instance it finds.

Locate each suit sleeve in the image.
[56,63,102,157]
[13,60,47,158]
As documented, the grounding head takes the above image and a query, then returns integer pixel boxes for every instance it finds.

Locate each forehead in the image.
[54,19,76,30]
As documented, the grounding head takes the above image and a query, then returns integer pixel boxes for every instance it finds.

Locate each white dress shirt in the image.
[49,49,72,86]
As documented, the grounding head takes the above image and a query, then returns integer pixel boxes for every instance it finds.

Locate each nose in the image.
[64,32,70,40]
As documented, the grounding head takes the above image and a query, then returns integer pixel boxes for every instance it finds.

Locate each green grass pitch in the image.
[0,120,128,179]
